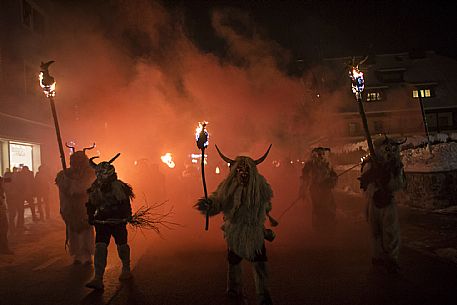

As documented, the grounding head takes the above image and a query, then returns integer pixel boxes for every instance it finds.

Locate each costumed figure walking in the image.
[196,145,276,305]
[299,147,338,233]
[85,153,134,290]
[55,145,96,265]
[359,135,406,274]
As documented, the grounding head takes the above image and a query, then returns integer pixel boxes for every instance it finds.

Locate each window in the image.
[425,113,437,128]
[413,88,434,98]
[348,122,360,136]
[22,0,32,28]
[366,91,382,102]
[9,142,33,170]
[21,0,46,35]
[33,9,45,35]
[374,121,384,133]
[376,70,405,83]
[438,112,453,128]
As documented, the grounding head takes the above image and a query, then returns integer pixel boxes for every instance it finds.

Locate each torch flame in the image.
[39,72,56,98]
[195,121,209,149]
[349,66,365,95]
[161,153,176,169]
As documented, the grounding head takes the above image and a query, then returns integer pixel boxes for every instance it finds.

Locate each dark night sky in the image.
[162,0,457,63]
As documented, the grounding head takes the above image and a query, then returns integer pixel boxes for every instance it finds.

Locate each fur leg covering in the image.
[253,262,273,305]
[86,243,107,290]
[117,244,132,280]
[227,263,243,298]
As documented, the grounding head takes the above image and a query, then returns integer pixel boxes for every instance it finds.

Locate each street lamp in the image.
[415,88,432,153]
[39,61,67,170]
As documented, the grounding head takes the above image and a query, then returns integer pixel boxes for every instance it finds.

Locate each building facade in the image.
[0,0,56,174]
[322,51,457,145]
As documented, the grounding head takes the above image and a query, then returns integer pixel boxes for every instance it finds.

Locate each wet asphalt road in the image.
[1,192,457,305]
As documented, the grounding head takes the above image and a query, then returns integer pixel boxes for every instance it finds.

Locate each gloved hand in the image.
[195,197,212,212]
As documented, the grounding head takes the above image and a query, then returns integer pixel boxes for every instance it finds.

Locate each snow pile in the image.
[401,142,457,172]
[334,140,367,153]
[333,133,453,154]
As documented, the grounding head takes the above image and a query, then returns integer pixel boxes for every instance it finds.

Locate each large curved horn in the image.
[254,144,272,165]
[109,153,121,164]
[83,143,96,152]
[89,156,99,168]
[215,145,235,164]
[65,142,75,153]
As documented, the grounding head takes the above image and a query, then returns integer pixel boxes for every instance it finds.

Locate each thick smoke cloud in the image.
[37,0,352,249]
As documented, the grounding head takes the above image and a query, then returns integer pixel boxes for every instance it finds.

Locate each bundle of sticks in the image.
[94,200,179,234]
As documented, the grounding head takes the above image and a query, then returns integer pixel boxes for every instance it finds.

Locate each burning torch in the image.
[195,121,210,231]
[39,61,67,170]
[349,60,376,158]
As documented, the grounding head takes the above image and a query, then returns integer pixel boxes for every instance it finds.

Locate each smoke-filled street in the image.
[1,1,457,305]
[1,188,456,305]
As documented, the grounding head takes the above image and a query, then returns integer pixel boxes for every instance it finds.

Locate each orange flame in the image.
[39,72,56,98]
[160,153,175,168]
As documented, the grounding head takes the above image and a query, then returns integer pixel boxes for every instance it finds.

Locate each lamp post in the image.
[416,89,432,153]
[39,61,66,170]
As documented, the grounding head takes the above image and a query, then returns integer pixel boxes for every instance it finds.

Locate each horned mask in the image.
[373,135,407,162]
[65,143,96,169]
[89,153,121,182]
[215,144,272,186]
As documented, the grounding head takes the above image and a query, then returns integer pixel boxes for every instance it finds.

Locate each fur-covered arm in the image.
[194,195,222,217]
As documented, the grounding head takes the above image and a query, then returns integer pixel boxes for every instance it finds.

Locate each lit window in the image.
[413,88,434,98]
[366,92,382,101]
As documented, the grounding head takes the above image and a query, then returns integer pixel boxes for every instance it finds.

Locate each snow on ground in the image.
[333,133,457,172]
[402,142,457,172]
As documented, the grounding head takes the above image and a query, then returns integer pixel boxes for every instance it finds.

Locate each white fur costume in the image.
[360,136,406,271]
[197,148,274,305]
[207,157,273,260]
[56,157,95,263]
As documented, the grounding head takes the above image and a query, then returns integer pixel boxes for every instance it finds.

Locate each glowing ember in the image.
[39,72,56,98]
[195,121,209,149]
[160,153,175,168]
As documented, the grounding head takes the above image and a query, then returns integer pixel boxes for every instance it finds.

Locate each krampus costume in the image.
[196,145,274,305]
[359,136,406,273]
[299,147,338,232]
[85,153,134,290]
[55,145,96,264]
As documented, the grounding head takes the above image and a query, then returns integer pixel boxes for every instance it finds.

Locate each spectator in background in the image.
[19,166,37,222]
[34,164,53,220]
[5,167,23,230]
[0,175,13,254]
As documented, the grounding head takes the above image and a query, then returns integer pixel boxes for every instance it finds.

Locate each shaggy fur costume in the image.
[360,136,406,271]
[199,156,273,260]
[56,152,95,260]
[300,154,338,231]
